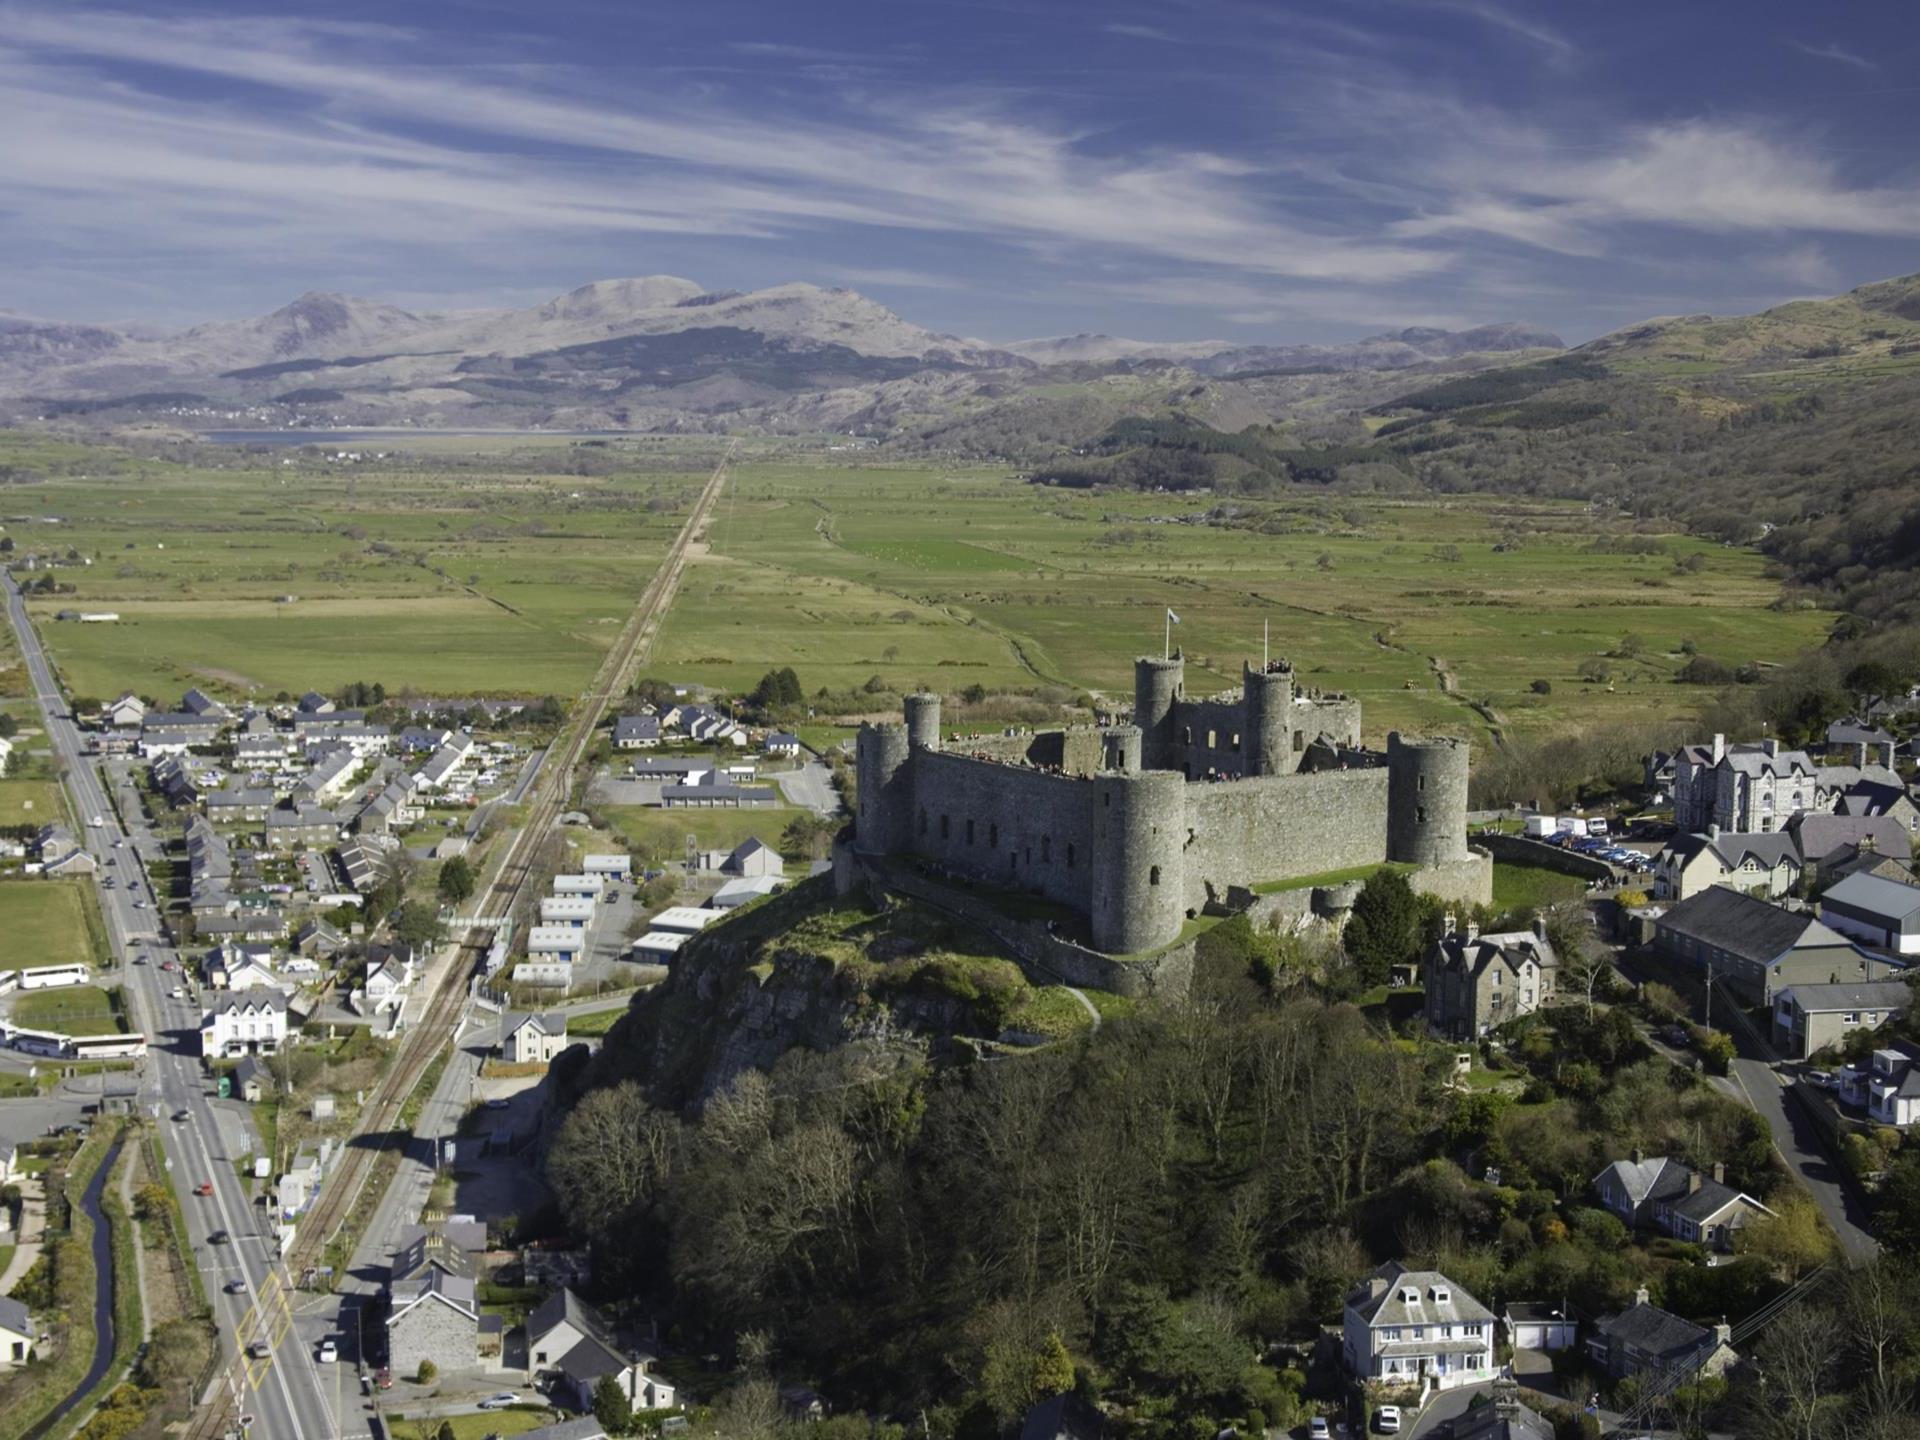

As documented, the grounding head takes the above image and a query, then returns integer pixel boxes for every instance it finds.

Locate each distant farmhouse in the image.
[845,651,1488,963]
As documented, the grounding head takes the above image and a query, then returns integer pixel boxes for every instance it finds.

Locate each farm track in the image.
[185,439,737,1439]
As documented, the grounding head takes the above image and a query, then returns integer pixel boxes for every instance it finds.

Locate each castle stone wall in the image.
[1173,697,1254,778]
[906,751,1098,911]
[1298,696,1362,748]
[1183,768,1391,905]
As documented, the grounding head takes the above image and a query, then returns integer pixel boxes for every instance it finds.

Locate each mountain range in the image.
[0,276,1563,438]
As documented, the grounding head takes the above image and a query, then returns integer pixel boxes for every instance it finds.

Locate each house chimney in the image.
[1634,1286,1650,1307]
[1465,918,1480,942]
[1763,738,1779,758]
[1852,741,1868,767]
[1712,1162,1724,1185]
[1629,1146,1643,1164]
[1708,823,1721,841]
[1532,916,1549,945]
[1714,1321,1732,1347]
[1443,911,1457,937]
[1688,1170,1703,1195]
[1711,733,1725,764]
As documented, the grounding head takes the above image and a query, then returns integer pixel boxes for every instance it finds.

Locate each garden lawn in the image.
[1490,861,1588,913]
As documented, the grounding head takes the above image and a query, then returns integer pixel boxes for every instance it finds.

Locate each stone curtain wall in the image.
[906,750,1099,911]
[1183,768,1392,904]
[1299,696,1362,748]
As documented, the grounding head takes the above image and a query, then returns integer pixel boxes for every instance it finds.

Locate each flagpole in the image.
[1164,607,1170,661]
[1263,619,1269,670]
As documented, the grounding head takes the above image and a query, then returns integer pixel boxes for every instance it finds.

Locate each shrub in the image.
[415,1359,438,1385]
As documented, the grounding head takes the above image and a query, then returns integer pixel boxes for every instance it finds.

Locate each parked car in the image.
[1375,1407,1402,1435]
[1310,1419,1332,1440]
[317,1339,338,1364]
[478,1392,522,1411]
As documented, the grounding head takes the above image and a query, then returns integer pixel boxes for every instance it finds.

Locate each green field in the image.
[0,779,64,826]
[1490,861,1589,913]
[645,460,1830,745]
[6,438,719,700]
[0,882,100,969]
[597,804,808,867]
[12,984,124,1036]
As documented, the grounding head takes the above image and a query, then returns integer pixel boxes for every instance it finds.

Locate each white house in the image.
[527,1288,675,1414]
[723,837,784,879]
[1591,1153,1771,1250]
[500,1011,570,1064]
[104,693,147,728]
[1342,1262,1496,1391]
[765,732,801,759]
[0,1296,32,1368]
[201,991,289,1058]
[1868,1048,1920,1126]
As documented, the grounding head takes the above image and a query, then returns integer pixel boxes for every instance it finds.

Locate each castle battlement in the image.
[853,653,1483,955]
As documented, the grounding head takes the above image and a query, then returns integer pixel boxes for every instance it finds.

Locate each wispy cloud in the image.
[1791,40,1876,72]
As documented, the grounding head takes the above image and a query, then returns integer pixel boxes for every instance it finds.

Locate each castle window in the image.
[919,808,927,835]
[1417,774,1427,792]
[990,822,998,848]
[1182,726,1192,745]
[1293,732,1304,752]
[1066,843,1075,868]
[941,814,950,839]
[1042,836,1051,863]
[1417,806,1427,824]
[1149,865,1161,886]
[966,818,975,846]
[1207,729,1217,749]
[1231,733,1240,749]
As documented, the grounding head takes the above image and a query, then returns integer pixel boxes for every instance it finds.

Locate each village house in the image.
[231,1055,269,1103]
[1772,980,1913,1059]
[293,917,346,959]
[414,733,476,793]
[1586,1289,1737,1381]
[765,731,802,758]
[1502,1303,1576,1353]
[33,823,96,876]
[1422,917,1555,1040]
[613,714,662,749]
[1784,813,1913,888]
[1591,1153,1770,1249]
[500,1011,571,1064]
[103,693,146,728]
[386,1266,478,1379]
[1341,1261,1496,1391]
[1671,735,1819,834]
[0,1296,32,1368]
[207,786,277,824]
[1819,872,1920,957]
[1651,886,1902,1005]
[201,991,289,1058]
[526,1288,676,1413]
[265,803,341,851]
[297,747,358,803]
[1652,827,1802,902]
[1866,1047,1920,1126]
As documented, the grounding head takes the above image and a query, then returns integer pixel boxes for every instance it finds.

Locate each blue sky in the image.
[3,0,1918,343]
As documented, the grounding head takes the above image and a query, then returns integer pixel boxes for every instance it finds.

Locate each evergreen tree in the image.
[1343,869,1422,987]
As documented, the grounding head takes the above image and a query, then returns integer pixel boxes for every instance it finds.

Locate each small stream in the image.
[22,1140,124,1440]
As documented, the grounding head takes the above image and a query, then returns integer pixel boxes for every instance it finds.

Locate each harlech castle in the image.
[850,652,1491,957]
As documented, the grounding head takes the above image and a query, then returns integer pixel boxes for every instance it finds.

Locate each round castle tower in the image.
[1090,769,1185,954]
[854,722,912,856]
[1102,724,1143,774]
[1239,660,1293,776]
[1385,732,1471,866]
[1132,655,1184,771]
[904,692,942,752]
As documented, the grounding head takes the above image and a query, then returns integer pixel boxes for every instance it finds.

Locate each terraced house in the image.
[1342,1262,1495,1391]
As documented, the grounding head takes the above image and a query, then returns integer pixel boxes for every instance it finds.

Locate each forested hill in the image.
[1036,273,1920,629]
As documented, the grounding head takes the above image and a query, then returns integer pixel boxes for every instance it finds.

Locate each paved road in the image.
[5,571,347,1439]
[772,759,840,816]
[1728,1056,1880,1265]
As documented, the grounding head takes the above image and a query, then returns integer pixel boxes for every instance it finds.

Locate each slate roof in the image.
[1654,888,1843,964]
[1345,1261,1494,1327]
[1789,813,1913,864]
[0,1295,31,1338]
[1450,1396,1553,1440]
[1596,1302,1714,1364]
[528,1286,633,1378]
[517,1420,609,1440]
[1777,980,1914,1014]
[207,990,288,1016]
[1829,720,1896,748]
[614,715,661,742]
[1677,830,1800,872]
[1594,1155,1691,1208]
[1823,872,1920,924]
[388,1266,476,1320]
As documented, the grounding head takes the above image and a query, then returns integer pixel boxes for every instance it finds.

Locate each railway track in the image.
[188,440,736,1438]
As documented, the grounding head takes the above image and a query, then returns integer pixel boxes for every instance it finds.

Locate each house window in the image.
[1231,733,1241,748]
[1844,1012,1860,1024]
[1411,1328,1425,1340]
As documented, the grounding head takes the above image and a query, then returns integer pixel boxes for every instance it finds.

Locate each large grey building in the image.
[852,652,1488,956]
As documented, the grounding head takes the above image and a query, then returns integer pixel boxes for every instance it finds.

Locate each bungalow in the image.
[1341,1261,1496,1391]
[1772,980,1913,1060]
[293,917,346,959]
[1591,1153,1770,1250]
[613,715,662,750]
[1819,872,1920,957]
[1651,886,1902,1005]
[1586,1289,1737,1381]
[501,1011,570,1065]
[298,691,335,714]
[0,1296,32,1368]
[1824,720,1898,767]
[197,912,286,945]
[526,1288,675,1414]
[765,731,802,758]
[398,726,452,754]
[180,687,230,719]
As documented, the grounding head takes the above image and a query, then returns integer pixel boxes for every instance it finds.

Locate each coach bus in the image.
[64,1033,148,1061]
[18,964,91,991]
